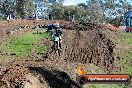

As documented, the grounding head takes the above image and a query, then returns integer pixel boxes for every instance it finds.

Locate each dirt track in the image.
[0,20,120,88]
[46,21,119,71]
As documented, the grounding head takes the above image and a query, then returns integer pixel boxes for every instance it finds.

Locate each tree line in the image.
[0,0,35,19]
[0,0,131,25]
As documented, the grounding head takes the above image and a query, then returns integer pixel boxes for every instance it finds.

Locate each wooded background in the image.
[0,0,132,25]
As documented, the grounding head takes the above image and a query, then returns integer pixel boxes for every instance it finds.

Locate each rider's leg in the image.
[53,41,56,49]
[59,36,62,49]
[54,41,58,49]
[59,41,62,49]
[57,41,60,49]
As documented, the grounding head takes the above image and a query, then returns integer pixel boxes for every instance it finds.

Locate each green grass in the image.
[0,29,51,58]
[35,46,48,55]
[121,33,132,45]
[118,32,132,75]
[85,64,104,74]
[83,84,131,88]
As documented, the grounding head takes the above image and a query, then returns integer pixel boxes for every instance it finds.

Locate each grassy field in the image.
[119,32,132,75]
[0,28,51,59]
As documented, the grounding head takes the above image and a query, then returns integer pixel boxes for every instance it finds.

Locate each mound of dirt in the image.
[0,59,82,88]
[46,21,119,73]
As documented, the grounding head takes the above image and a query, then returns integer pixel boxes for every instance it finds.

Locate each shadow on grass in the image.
[28,66,82,88]
[32,32,44,34]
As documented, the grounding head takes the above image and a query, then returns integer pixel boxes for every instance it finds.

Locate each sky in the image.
[63,0,87,6]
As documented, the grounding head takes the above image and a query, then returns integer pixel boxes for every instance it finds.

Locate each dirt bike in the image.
[50,37,62,56]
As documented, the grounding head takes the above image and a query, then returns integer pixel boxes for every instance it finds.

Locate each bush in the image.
[0,14,4,20]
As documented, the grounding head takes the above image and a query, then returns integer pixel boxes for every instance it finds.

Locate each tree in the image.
[63,5,77,20]
[30,0,65,19]
[81,0,132,24]
[51,3,64,19]
[85,0,103,22]
[0,0,16,18]
[106,0,132,25]
[110,16,120,25]
[78,3,88,9]
[16,0,26,18]
[26,0,35,16]
[50,3,87,21]
[75,6,87,21]
[16,0,35,18]
[48,0,64,4]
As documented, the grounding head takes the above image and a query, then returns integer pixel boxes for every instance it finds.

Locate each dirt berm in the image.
[0,21,120,88]
[47,21,119,72]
